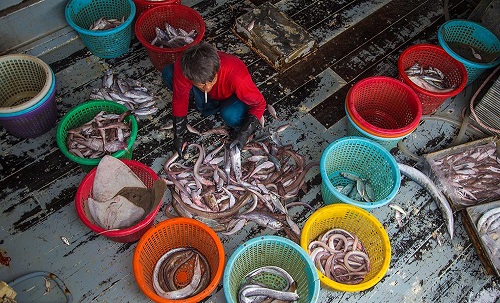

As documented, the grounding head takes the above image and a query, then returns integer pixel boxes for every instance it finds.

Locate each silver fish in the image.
[247,19,255,31]
[230,145,242,183]
[237,212,283,230]
[267,104,278,120]
[60,236,71,246]
[398,163,454,240]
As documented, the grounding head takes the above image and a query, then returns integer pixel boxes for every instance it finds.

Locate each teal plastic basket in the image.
[223,235,320,303]
[438,19,500,85]
[65,0,136,58]
[320,137,401,209]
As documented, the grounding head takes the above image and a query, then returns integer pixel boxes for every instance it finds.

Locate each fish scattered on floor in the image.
[163,137,317,241]
[89,69,158,118]
[60,236,71,246]
[389,204,407,228]
[89,16,125,31]
[397,163,454,240]
[405,62,454,93]
[267,104,279,120]
[151,22,197,48]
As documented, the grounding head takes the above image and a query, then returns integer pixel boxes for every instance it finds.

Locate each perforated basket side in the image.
[397,44,468,115]
[319,137,401,209]
[223,235,320,303]
[65,0,136,58]
[74,159,160,242]
[0,54,53,113]
[134,4,205,71]
[133,218,224,303]
[300,204,391,292]
[438,20,500,85]
[346,76,422,137]
[133,0,181,16]
[56,100,138,171]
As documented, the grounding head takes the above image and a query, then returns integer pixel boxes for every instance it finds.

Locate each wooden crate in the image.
[232,2,317,71]
[424,136,500,211]
[462,200,500,276]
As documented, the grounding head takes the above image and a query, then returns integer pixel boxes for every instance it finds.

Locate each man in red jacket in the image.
[162,41,267,156]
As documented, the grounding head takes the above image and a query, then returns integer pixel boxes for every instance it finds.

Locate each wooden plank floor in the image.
[1,0,500,302]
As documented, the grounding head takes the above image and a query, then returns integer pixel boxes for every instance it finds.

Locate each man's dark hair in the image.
[181,41,220,84]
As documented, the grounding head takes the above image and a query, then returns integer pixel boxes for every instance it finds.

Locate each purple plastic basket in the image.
[0,87,57,138]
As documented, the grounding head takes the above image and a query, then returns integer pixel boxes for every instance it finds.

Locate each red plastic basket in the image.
[133,0,181,17]
[75,159,161,243]
[135,4,205,71]
[398,44,467,115]
[346,76,422,137]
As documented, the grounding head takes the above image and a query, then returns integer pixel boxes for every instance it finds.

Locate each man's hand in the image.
[173,116,187,157]
[230,114,260,150]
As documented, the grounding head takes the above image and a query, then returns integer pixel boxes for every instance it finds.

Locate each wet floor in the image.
[1,0,499,302]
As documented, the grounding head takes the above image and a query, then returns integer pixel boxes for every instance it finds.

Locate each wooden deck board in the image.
[1,0,499,302]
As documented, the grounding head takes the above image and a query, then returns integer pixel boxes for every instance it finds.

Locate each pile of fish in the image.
[90,69,158,118]
[334,172,376,202]
[405,62,454,93]
[66,111,131,158]
[476,207,500,270]
[163,136,317,242]
[89,17,125,31]
[308,228,370,285]
[429,140,500,206]
[151,22,197,48]
[238,266,299,303]
[153,247,210,299]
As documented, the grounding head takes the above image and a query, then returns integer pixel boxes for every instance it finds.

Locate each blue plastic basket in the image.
[65,0,136,59]
[320,137,401,209]
[438,20,500,85]
[223,235,320,303]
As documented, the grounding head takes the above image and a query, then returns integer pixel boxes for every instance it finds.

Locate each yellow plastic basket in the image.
[300,204,391,292]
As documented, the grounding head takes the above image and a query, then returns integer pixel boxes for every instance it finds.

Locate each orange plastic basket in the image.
[133,218,224,303]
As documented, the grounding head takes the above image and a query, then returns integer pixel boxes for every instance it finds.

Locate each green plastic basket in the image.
[56,100,138,172]
[223,235,320,303]
[320,137,401,209]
